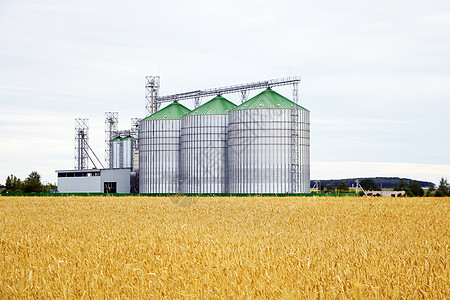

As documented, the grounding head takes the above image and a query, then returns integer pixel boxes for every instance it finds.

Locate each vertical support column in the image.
[291,80,301,192]
[145,76,160,116]
[291,110,300,193]
[131,118,140,150]
[293,82,299,104]
[194,96,201,108]
[131,118,140,174]
[75,118,89,170]
[105,112,118,169]
[240,90,249,103]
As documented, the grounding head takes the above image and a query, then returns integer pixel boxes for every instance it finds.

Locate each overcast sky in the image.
[1,0,449,185]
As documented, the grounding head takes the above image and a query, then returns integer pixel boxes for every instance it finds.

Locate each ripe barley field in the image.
[0,196,448,298]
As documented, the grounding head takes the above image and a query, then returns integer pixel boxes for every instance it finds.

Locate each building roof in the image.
[141,101,191,121]
[121,135,134,141]
[233,88,308,111]
[112,135,134,142]
[185,95,237,116]
[55,169,101,173]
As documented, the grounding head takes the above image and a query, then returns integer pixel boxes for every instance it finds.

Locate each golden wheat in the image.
[0,196,448,298]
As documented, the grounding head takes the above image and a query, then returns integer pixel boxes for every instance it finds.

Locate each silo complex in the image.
[228,88,310,194]
[180,96,236,193]
[139,102,191,193]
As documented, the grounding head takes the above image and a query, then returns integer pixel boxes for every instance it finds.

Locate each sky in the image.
[0,0,449,186]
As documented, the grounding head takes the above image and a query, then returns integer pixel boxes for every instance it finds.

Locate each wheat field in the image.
[0,196,448,298]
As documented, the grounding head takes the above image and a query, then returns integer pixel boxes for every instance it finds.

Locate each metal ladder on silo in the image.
[291,110,300,193]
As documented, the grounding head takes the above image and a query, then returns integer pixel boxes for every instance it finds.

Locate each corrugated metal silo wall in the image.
[138,119,181,193]
[112,140,121,168]
[180,114,229,193]
[228,109,310,194]
[122,138,133,168]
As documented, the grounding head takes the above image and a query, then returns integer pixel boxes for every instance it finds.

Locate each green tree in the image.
[3,175,23,193]
[23,171,43,193]
[394,179,406,191]
[403,187,414,197]
[336,181,349,192]
[435,189,445,197]
[360,179,380,191]
[42,183,57,193]
[408,180,424,197]
[319,182,324,191]
[437,178,449,196]
[428,183,435,192]
[326,183,334,193]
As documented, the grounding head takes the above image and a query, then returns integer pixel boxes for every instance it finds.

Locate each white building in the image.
[56,168,134,194]
[365,191,406,197]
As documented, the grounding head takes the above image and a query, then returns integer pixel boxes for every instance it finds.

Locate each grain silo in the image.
[180,95,237,194]
[228,88,310,194]
[139,101,191,193]
[111,136,122,168]
[121,136,134,168]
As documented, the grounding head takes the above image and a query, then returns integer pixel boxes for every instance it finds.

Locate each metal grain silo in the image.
[121,136,134,169]
[180,95,236,194]
[228,88,310,194]
[111,136,121,168]
[139,102,191,193]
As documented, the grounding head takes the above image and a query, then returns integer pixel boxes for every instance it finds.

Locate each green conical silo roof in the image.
[233,88,308,110]
[141,101,191,121]
[112,136,122,141]
[121,135,134,140]
[186,95,237,116]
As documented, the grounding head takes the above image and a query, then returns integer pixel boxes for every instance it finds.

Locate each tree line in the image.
[1,172,56,194]
[316,179,379,193]
[315,178,449,197]
[312,177,433,190]
[390,178,449,197]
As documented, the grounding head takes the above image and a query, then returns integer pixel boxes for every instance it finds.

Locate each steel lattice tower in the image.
[75,118,89,170]
[131,118,140,150]
[145,76,160,116]
[105,112,118,168]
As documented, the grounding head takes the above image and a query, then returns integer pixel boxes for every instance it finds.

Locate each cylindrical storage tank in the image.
[111,137,122,168]
[121,136,134,169]
[180,96,237,194]
[139,102,191,193]
[228,88,310,194]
